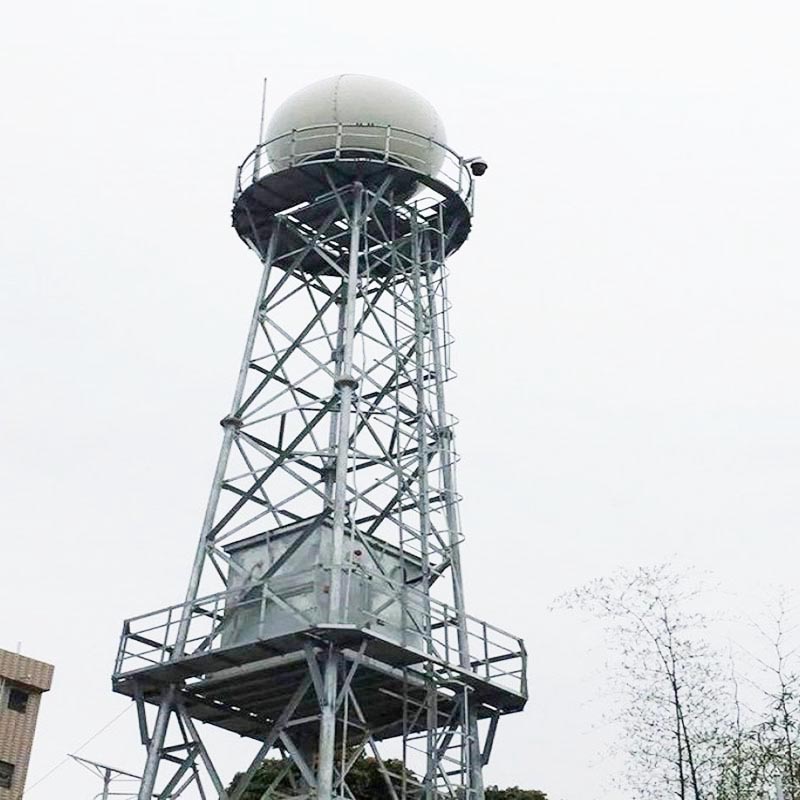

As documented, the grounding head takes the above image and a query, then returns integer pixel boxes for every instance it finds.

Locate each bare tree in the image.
[557,564,727,800]
[741,594,800,800]
[715,663,772,800]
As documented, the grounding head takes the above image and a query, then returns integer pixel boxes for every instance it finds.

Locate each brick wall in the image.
[0,650,54,800]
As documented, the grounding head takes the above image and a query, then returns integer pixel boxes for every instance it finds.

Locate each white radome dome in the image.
[264,74,448,176]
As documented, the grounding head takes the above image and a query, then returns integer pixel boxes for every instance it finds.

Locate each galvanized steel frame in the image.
[122,160,524,800]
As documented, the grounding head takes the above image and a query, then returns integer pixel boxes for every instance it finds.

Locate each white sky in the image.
[2,2,799,798]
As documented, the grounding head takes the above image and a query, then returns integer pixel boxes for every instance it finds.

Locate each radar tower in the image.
[113,74,527,800]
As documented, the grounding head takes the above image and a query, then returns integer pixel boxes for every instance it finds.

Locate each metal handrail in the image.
[114,570,526,697]
[233,123,474,210]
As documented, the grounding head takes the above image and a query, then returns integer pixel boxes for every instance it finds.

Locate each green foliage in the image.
[229,758,290,800]
[228,756,419,800]
[340,757,415,800]
[485,785,548,800]
[229,756,547,800]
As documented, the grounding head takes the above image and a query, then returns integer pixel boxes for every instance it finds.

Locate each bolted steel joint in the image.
[435,426,454,441]
[219,415,243,430]
[334,375,359,390]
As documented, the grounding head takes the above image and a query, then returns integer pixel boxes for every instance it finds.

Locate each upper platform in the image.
[232,75,477,271]
[231,123,475,268]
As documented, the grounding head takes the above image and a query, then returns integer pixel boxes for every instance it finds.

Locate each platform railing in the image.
[233,123,474,212]
[359,572,527,697]
[113,569,526,699]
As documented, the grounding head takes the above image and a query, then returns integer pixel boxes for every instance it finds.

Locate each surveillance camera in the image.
[468,157,488,177]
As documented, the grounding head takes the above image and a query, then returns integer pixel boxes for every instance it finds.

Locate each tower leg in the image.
[467,703,485,800]
[316,651,339,800]
[138,690,173,800]
[328,183,362,622]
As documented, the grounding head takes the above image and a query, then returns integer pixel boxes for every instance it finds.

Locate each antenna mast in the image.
[258,77,268,145]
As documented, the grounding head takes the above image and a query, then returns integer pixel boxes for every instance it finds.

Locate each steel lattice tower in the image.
[113,75,527,800]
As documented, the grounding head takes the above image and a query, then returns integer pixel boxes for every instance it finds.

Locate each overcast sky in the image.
[2,2,799,798]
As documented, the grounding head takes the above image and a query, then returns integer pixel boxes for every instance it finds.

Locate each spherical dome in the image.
[264,74,448,176]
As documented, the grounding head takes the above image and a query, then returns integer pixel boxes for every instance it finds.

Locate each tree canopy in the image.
[485,785,548,800]
[229,757,548,800]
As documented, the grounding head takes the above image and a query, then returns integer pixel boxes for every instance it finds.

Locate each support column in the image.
[328,183,363,622]
[316,650,339,800]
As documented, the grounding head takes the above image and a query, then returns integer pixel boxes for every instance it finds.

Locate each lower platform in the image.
[113,624,526,743]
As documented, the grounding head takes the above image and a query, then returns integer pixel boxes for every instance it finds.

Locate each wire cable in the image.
[22,702,134,796]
